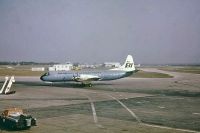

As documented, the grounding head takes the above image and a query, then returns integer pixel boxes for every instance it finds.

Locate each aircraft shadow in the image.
[14,81,113,89]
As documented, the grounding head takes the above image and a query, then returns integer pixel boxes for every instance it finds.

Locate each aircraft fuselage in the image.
[40,70,134,82]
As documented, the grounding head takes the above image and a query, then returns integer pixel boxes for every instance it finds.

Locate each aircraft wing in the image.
[73,74,101,82]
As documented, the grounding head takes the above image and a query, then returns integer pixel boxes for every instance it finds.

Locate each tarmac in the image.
[0,68,200,133]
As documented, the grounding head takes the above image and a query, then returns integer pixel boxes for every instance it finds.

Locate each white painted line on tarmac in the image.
[85,95,98,124]
[193,113,200,115]
[91,100,98,123]
[142,123,200,133]
[106,94,141,123]
[84,94,104,128]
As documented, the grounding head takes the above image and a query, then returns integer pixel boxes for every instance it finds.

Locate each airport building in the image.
[31,67,45,71]
[48,63,73,71]
[103,62,121,68]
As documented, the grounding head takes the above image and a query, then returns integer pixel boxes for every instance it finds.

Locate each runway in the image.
[0,68,200,133]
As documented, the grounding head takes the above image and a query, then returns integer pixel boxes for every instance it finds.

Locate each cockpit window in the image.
[44,72,49,76]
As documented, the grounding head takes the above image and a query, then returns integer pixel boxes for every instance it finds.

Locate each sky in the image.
[0,0,200,64]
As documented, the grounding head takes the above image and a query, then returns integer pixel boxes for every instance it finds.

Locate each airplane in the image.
[40,55,137,86]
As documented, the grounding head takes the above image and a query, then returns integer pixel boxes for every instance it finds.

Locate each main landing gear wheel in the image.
[88,83,92,87]
[81,83,92,87]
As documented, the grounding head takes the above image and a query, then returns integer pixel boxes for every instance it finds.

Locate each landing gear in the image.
[88,83,92,87]
[81,83,85,87]
[81,83,92,87]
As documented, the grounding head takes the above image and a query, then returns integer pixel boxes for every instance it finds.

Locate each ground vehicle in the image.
[0,108,36,130]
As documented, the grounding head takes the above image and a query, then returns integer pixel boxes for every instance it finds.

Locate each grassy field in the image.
[0,68,45,76]
[131,70,173,78]
[159,66,200,74]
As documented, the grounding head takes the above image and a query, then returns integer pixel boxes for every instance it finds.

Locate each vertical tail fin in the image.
[111,55,135,72]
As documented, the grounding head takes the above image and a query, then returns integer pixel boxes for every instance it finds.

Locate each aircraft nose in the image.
[40,75,44,81]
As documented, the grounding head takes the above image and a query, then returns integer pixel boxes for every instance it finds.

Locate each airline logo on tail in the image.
[125,63,133,68]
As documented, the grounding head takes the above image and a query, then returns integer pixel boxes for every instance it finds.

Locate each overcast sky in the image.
[0,0,200,64]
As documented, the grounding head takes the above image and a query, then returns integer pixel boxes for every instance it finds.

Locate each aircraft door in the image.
[73,73,79,80]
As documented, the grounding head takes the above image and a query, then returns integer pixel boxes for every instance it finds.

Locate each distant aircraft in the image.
[40,55,137,86]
